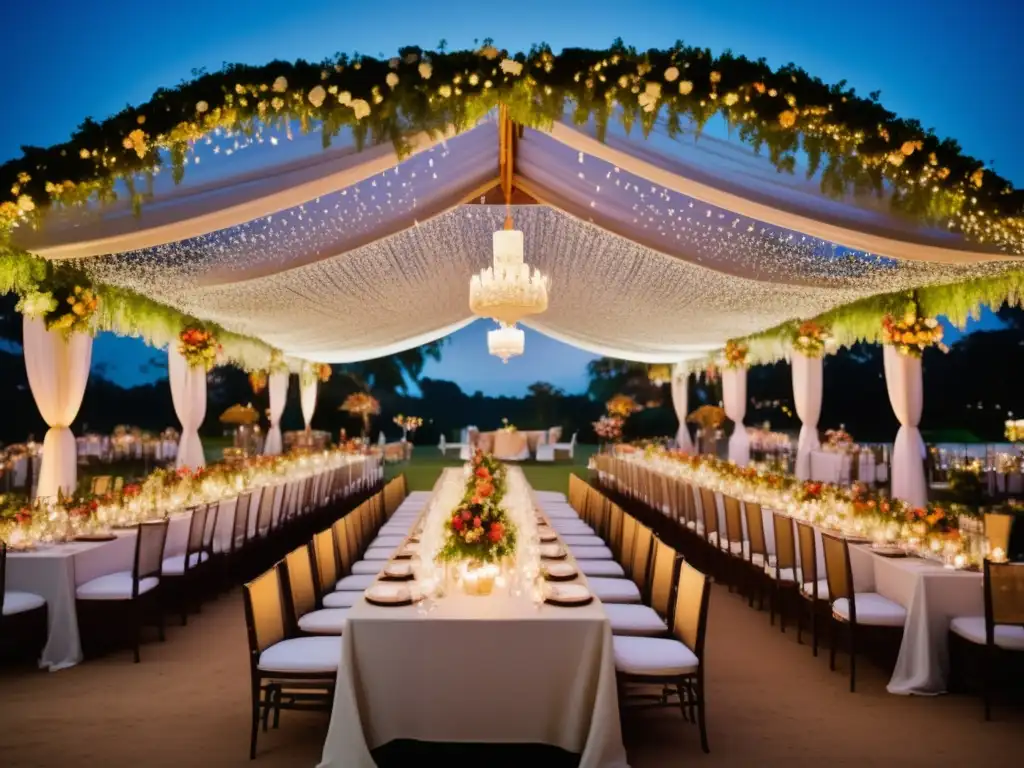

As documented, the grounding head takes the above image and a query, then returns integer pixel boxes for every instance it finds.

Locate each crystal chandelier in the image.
[469,228,550,326]
[487,323,525,364]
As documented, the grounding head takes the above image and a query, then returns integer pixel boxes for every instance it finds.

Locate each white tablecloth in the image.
[809,450,883,484]
[319,468,628,767]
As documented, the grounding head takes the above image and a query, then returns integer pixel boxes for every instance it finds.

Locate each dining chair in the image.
[76,519,169,663]
[589,522,649,604]
[613,559,712,753]
[225,490,255,586]
[742,500,771,610]
[243,565,339,759]
[322,520,360,609]
[949,560,1024,719]
[719,495,748,593]
[795,519,828,655]
[821,532,907,692]
[766,512,798,631]
[0,542,48,662]
[282,544,348,635]
[606,538,682,637]
[161,503,209,625]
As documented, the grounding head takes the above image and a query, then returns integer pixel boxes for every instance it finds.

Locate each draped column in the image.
[168,347,207,469]
[722,367,749,466]
[264,371,289,455]
[670,364,694,453]
[883,345,927,507]
[23,317,92,499]
[791,351,823,480]
[300,377,318,430]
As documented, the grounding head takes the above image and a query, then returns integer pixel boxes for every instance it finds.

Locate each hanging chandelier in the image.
[487,323,525,364]
[469,227,550,326]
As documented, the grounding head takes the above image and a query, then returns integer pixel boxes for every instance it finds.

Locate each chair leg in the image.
[811,603,819,657]
[796,599,804,645]
[696,675,709,754]
[848,624,857,693]
[828,618,837,672]
[249,685,261,760]
[769,583,776,626]
[983,646,992,721]
[132,601,141,663]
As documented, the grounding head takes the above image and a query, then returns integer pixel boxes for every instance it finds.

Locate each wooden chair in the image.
[795,520,828,655]
[243,565,339,759]
[161,503,209,625]
[766,513,798,631]
[607,538,682,637]
[0,542,48,662]
[589,521,649,604]
[282,544,348,635]
[614,560,712,753]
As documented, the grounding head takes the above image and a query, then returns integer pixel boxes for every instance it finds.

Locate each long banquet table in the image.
[319,467,628,767]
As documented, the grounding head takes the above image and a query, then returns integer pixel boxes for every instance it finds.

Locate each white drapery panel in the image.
[168,348,207,469]
[883,346,927,507]
[722,368,749,466]
[264,372,289,455]
[670,365,694,453]
[791,352,823,480]
[23,317,92,499]
[300,378,318,430]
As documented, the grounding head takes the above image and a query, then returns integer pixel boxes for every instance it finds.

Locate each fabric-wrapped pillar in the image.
[23,317,92,500]
[670,364,694,453]
[264,371,289,455]
[722,367,749,466]
[883,345,927,507]
[168,347,207,469]
[300,378,317,430]
[791,351,823,480]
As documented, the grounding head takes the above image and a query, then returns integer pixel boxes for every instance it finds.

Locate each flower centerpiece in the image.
[824,427,854,451]
[393,414,423,441]
[881,311,946,357]
[178,327,220,369]
[1005,419,1024,443]
[16,278,99,336]
[593,415,624,446]
[791,320,832,358]
[500,417,517,433]
[341,392,380,438]
[723,340,749,369]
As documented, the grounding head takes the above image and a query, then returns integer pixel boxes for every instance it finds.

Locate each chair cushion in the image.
[751,553,775,568]
[577,560,626,578]
[372,535,407,548]
[351,560,383,575]
[605,604,669,637]
[589,577,642,604]
[76,572,159,600]
[543,508,581,519]
[561,535,605,548]
[335,574,377,591]
[362,548,394,561]
[257,636,341,673]
[297,608,350,635]
[832,593,907,627]
[950,617,1024,650]
[613,635,699,676]
[801,579,829,600]
[765,566,797,582]
[570,545,614,560]
[161,551,209,575]
[322,590,360,608]
[408,491,432,501]
[551,523,594,536]
[534,491,567,501]
[2,590,46,616]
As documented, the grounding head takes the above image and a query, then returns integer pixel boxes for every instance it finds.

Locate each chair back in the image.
[794,520,817,590]
[269,484,286,531]
[332,517,353,573]
[985,560,1024,632]
[202,501,222,557]
[243,566,287,660]
[630,523,654,593]
[232,492,253,552]
[313,529,339,596]
[591,492,609,540]
[673,561,711,658]
[771,512,797,577]
[255,484,275,537]
[620,514,637,573]
[283,544,318,623]
[699,487,719,541]
[723,495,744,548]
[744,501,767,564]
[607,503,624,559]
[820,532,853,614]
[984,513,1013,555]
[133,519,170,594]
[184,504,209,567]
[650,538,681,621]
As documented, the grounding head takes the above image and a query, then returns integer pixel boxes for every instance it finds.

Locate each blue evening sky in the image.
[4,0,1021,395]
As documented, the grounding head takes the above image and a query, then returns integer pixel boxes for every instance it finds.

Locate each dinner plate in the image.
[74,533,117,542]
[545,583,593,607]
[382,562,414,580]
[540,543,567,560]
[538,528,558,543]
[365,583,418,606]
[871,546,907,558]
[543,562,578,581]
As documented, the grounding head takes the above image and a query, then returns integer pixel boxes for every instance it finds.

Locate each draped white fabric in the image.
[300,378,318,430]
[23,317,92,499]
[722,368,749,466]
[791,352,823,480]
[670,366,694,453]
[168,348,207,469]
[264,372,289,455]
[883,346,927,507]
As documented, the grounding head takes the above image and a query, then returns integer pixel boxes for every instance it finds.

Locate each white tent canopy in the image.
[18,112,1015,365]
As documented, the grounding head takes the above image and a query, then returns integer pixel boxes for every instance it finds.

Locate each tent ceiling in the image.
[32,116,1014,364]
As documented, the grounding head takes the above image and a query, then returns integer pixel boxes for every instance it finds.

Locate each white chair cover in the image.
[883,346,927,506]
[300,378,317,430]
[264,371,288,455]
[23,317,92,499]
[670,365,694,453]
[168,347,207,469]
[791,351,823,480]
[722,367,749,466]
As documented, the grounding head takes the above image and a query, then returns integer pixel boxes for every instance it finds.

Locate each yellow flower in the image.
[723,92,739,106]
[386,72,399,88]
[663,66,679,82]
[678,80,693,95]
[272,76,288,93]
[79,148,91,159]
[17,194,35,212]
[778,110,797,128]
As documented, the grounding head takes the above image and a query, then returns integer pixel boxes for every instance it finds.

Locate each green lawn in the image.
[384,444,597,493]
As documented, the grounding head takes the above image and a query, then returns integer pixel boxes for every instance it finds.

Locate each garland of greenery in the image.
[0,40,1020,255]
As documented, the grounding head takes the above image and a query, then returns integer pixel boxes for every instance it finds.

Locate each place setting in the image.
[542,561,578,582]
[543,582,593,607]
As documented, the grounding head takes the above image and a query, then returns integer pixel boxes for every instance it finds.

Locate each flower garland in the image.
[436,451,515,565]
[723,340,749,369]
[881,310,946,358]
[791,320,831,358]
[178,327,220,369]
[2,42,1020,256]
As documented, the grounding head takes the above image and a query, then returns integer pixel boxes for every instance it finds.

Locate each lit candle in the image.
[991,546,1007,563]
[953,554,967,569]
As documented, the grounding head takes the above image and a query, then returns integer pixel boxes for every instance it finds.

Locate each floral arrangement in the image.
[299,362,331,387]
[593,415,624,442]
[647,364,672,386]
[17,281,99,336]
[500,417,517,433]
[1005,419,1024,443]
[436,452,515,565]
[881,311,946,357]
[824,427,854,450]
[723,340,749,369]
[606,393,641,419]
[791,320,831,358]
[249,370,268,394]
[178,327,220,370]
[393,414,423,434]
[686,405,727,429]
[341,391,380,436]
[316,363,332,382]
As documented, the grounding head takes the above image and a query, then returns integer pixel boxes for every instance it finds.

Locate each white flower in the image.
[196,100,209,113]
[664,66,679,82]
[17,194,35,212]
[389,57,400,69]
[500,58,523,76]
[418,61,432,79]
[438,84,452,98]
[386,72,399,88]
[307,85,326,108]
[337,91,352,106]
[469,73,479,86]
[678,80,693,95]
[272,76,288,93]
[350,99,371,120]
[15,290,56,318]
